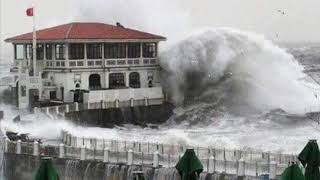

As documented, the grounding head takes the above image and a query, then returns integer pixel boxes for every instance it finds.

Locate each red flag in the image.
[26,8,33,16]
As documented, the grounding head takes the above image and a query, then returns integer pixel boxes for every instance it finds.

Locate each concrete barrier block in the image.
[59,144,65,158]
[33,141,39,156]
[16,140,21,154]
[144,97,149,106]
[66,104,70,113]
[208,156,215,173]
[103,148,110,163]
[153,151,159,168]
[115,99,119,108]
[75,103,79,111]
[4,137,8,153]
[269,161,277,179]
[237,158,245,176]
[80,146,86,161]
[128,149,133,165]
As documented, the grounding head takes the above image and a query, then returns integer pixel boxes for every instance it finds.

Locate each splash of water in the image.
[160,28,319,114]
[1,29,320,155]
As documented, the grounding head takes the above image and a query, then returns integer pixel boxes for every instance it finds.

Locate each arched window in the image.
[129,72,140,88]
[109,73,125,89]
[89,74,101,90]
[75,83,80,89]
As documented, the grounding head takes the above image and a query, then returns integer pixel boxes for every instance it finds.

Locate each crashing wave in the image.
[160,28,319,114]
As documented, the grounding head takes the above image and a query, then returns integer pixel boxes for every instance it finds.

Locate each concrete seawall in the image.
[65,103,174,127]
[4,153,153,180]
[4,153,258,180]
[2,135,286,180]
[37,101,174,128]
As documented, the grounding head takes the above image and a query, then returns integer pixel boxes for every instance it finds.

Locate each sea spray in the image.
[160,28,319,114]
[0,29,320,154]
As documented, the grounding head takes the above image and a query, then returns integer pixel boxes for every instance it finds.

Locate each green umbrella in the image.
[298,140,320,180]
[34,157,60,180]
[280,163,305,180]
[175,149,203,180]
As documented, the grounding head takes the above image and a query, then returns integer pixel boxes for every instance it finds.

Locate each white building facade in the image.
[5,22,166,109]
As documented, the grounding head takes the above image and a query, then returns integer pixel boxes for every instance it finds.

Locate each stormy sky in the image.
[1,0,320,60]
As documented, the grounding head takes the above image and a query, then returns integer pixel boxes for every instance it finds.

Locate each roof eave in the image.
[5,38,167,43]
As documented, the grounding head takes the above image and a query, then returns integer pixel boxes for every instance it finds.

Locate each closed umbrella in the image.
[280,163,305,180]
[34,157,60,180]
[175,149,203,180]
[298,140,320,180]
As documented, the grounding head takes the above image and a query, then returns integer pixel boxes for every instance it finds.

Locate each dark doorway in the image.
[109,73,125,89]
[29,89,39,108]
[73,90,83,103]
[89,74,101,90]
[15,81,19,107]
[60,87,64,101]
[50,91,57,100]
[129,72,140,88]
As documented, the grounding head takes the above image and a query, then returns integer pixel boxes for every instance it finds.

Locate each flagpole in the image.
[0,0,4,63]
[0,0,2,63]
[32,3,37,77]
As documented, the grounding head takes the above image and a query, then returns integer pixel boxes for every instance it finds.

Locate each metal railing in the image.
[3,138,286,178]
[61,130,297,166]
[43,58,157,69]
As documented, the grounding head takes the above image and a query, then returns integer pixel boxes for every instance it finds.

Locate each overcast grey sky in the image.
[1,0,320,60]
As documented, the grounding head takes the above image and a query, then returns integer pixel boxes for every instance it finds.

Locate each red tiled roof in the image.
[5,22,166,42]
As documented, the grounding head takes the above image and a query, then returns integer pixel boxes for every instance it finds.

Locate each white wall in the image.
[88,87,164,102]
[46,67,161,103]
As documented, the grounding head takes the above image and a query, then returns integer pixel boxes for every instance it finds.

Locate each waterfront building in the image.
[4,22,166,109]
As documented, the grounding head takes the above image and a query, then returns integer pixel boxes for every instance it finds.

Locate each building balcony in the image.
[43,58,158,69]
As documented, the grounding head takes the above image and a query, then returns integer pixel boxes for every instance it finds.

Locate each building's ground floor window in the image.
[49,91,57,100]
[129,72,140,88]
[89,74,101,90]
[109,73,125,89]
